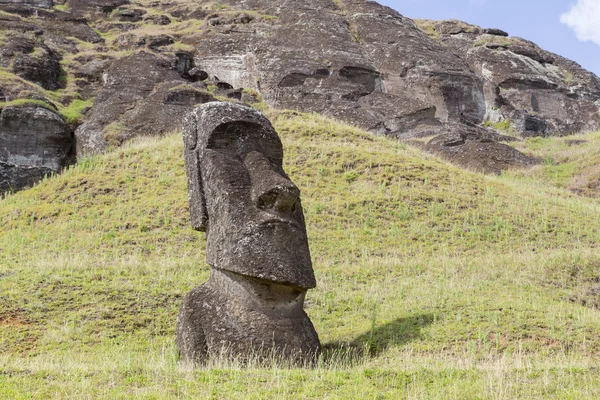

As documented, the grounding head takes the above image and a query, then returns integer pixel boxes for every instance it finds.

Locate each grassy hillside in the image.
[507,131,600,198]
[1,111,600,399]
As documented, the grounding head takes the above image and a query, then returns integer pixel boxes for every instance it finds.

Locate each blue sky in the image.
[378,0,600,76]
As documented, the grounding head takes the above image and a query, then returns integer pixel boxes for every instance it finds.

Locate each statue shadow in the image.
[320,313,435,366]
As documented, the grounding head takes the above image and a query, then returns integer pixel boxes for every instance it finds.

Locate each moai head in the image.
[183,102,316,289]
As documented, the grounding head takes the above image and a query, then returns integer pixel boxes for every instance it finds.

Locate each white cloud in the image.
[560,0,600,45]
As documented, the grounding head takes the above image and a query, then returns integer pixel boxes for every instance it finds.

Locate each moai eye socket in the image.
[206,122,283,163]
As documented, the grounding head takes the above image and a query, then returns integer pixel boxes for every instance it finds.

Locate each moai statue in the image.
[176,102,321,365]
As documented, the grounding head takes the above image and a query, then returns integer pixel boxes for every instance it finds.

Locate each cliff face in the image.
[187,0,487,136]
[416,19,600,136]
[1,0,599,192]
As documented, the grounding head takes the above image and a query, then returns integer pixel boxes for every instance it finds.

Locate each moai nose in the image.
[256,181,300,212]
[245,151,300,212]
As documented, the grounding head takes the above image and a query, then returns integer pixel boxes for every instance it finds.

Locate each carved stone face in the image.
[184,103,316,289]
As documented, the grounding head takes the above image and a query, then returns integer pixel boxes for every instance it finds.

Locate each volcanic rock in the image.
[0,105,72,194]
[416,19,600,136]
[1,36,63,90]
[68,0,129,16]
[419,124,539,174]
[0,0,52,8]
[74,52,223,154]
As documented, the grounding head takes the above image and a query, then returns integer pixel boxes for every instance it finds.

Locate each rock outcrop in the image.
[415,19,600,136]
[0,0,52,8]
[416,123,539,174]
[177,102,321,365]
[0,36,63,90]
[0,105,72,194]
[74,52,245,154]
[68,0,129,16]
[193,0,486,136]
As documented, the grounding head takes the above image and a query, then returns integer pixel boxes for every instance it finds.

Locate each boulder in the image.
[68,0,129,16]
[0,106,72,194]
[419,124,539,174]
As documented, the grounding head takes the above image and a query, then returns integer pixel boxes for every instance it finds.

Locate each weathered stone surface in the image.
[4,0,600,177]
[75,52,252,154]
[68,0,129,16]
[0,160,54,195]
[176,102,321,365]
[147,34,174,50]
[0,106,72,194]
[0,6,102,44]
[40,12,104,44]
[74,52,188,153]
[113,8,145,22]
[0,36,63,90]
[192,0,485,138]
[0,0,52,8]
[145,14,171,25]
[417,123,539,175]
[416,19,600,136]
[0,17,44,35]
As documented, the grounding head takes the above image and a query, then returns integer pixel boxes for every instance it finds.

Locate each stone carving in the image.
[0,105,72,195]
[176,102,321,365]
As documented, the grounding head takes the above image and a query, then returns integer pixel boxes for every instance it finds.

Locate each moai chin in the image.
[176,102,321,365]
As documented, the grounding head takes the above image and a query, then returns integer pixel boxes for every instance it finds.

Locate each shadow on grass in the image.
[320,313,435,366]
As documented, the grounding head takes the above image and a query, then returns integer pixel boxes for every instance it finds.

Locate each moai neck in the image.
[209,268,307,318]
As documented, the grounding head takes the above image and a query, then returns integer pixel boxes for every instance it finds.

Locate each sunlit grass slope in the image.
[508,131,600,198]
[1,110,600,399]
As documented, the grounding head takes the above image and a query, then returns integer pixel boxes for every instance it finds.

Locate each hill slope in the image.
[1,111,600,398]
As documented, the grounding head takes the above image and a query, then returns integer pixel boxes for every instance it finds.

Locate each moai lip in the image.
[176,102,321,365]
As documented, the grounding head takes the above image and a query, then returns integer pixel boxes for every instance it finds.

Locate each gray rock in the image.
[0,106,72,194]
[188,68,209,82]
[416,123,539,175]
[193,0,485,136]
[418,19,600,136]
[114,8,145,22]
[75,52,253,155]
[147,34,174,50]
[1,36,63,90]
[176,102,321,365]
[75,52,200,154]
[0,7,103,44]
[146,14,171,25]
[0,0,52,8]
[68,0,129,16]
[484,28,509,37]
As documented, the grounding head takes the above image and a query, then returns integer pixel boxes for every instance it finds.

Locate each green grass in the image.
[0,68,91,125]
[59,98,94,127]
[0,97,92,127]
[1,111,600,398]
[0,98,57,112]
[507,131,600,197]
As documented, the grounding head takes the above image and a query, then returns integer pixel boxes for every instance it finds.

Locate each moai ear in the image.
[183,111,208,232]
